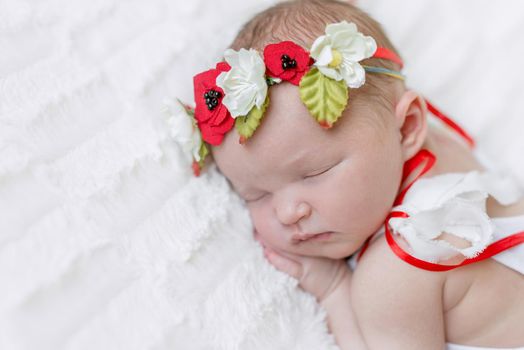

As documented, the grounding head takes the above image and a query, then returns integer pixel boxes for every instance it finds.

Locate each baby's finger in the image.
[264,247,303,280]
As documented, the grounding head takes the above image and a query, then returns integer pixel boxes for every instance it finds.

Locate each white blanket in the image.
[1,0,523,349]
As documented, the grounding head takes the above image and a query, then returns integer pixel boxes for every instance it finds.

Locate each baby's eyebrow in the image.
[285,150,311,169]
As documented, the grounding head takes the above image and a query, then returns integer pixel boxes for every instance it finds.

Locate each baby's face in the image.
[212,83,405,259]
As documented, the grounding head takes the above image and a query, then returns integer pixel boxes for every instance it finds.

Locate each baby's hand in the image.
[255,233,351,302]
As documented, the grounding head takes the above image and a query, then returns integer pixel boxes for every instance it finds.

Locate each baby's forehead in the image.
[212,116,347,195]
[214,127,334,176]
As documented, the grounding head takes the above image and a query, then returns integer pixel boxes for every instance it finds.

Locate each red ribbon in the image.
[385,211,524,271]
[394,149,436,206]
[357,102,524,271]
[373,47,404,69]
[425,100,475,148]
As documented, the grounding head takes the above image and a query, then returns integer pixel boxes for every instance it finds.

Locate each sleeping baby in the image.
[168,0,524,349]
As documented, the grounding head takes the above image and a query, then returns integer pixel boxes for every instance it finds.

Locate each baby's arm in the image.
[320,269,368,349]
[263,237,448,349]
[346,237,447,349]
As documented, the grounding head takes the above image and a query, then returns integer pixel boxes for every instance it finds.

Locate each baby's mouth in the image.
[292,231,333,243]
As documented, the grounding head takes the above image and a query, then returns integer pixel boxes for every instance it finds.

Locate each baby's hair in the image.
[230,0,405,119]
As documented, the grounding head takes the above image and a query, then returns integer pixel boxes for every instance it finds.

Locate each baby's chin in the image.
[288,239,362,260]
[322,244,360,260]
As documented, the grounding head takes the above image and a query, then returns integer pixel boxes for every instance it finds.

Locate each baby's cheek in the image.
[248,204,287,248]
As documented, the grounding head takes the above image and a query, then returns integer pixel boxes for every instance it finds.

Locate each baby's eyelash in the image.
[304,165,333,179]
[245,164,337,202]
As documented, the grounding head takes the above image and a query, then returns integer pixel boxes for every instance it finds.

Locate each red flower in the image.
[193,62,234,146]
[263,41,312,85]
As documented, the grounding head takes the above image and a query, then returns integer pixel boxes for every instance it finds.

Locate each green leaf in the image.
[234,95,270,144]
[192,141,209,177]
[299,68,348,128]
[198,142,209,167]
[266,76,282,86]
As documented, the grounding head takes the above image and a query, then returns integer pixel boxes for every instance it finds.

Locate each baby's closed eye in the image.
[303,161,340,181]
[243,163,339,202]
[303,165,334,179]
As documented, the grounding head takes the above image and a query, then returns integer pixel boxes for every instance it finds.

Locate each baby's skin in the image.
[211,81,524,349]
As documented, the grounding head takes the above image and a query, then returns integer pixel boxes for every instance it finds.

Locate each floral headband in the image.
[165,21,404,176]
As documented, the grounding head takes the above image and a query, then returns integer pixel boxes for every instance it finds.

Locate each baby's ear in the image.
[394,90,428,161]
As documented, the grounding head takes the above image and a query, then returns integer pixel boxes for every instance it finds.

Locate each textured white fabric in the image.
[2,0,524,349]
[385,124,524,271]
[388,169,523,262]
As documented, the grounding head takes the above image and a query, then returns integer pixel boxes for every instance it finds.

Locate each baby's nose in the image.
[276,200,312,226]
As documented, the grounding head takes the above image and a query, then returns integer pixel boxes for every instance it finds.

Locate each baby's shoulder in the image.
[351,235,447,306]
[349,236,449,343]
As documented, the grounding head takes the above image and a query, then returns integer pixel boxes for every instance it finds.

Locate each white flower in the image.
[216,48,268,118]
[162,97,202,163]
[310,21,377,88]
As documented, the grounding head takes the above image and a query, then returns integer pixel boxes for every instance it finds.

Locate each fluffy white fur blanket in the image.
[1,0,523,349]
